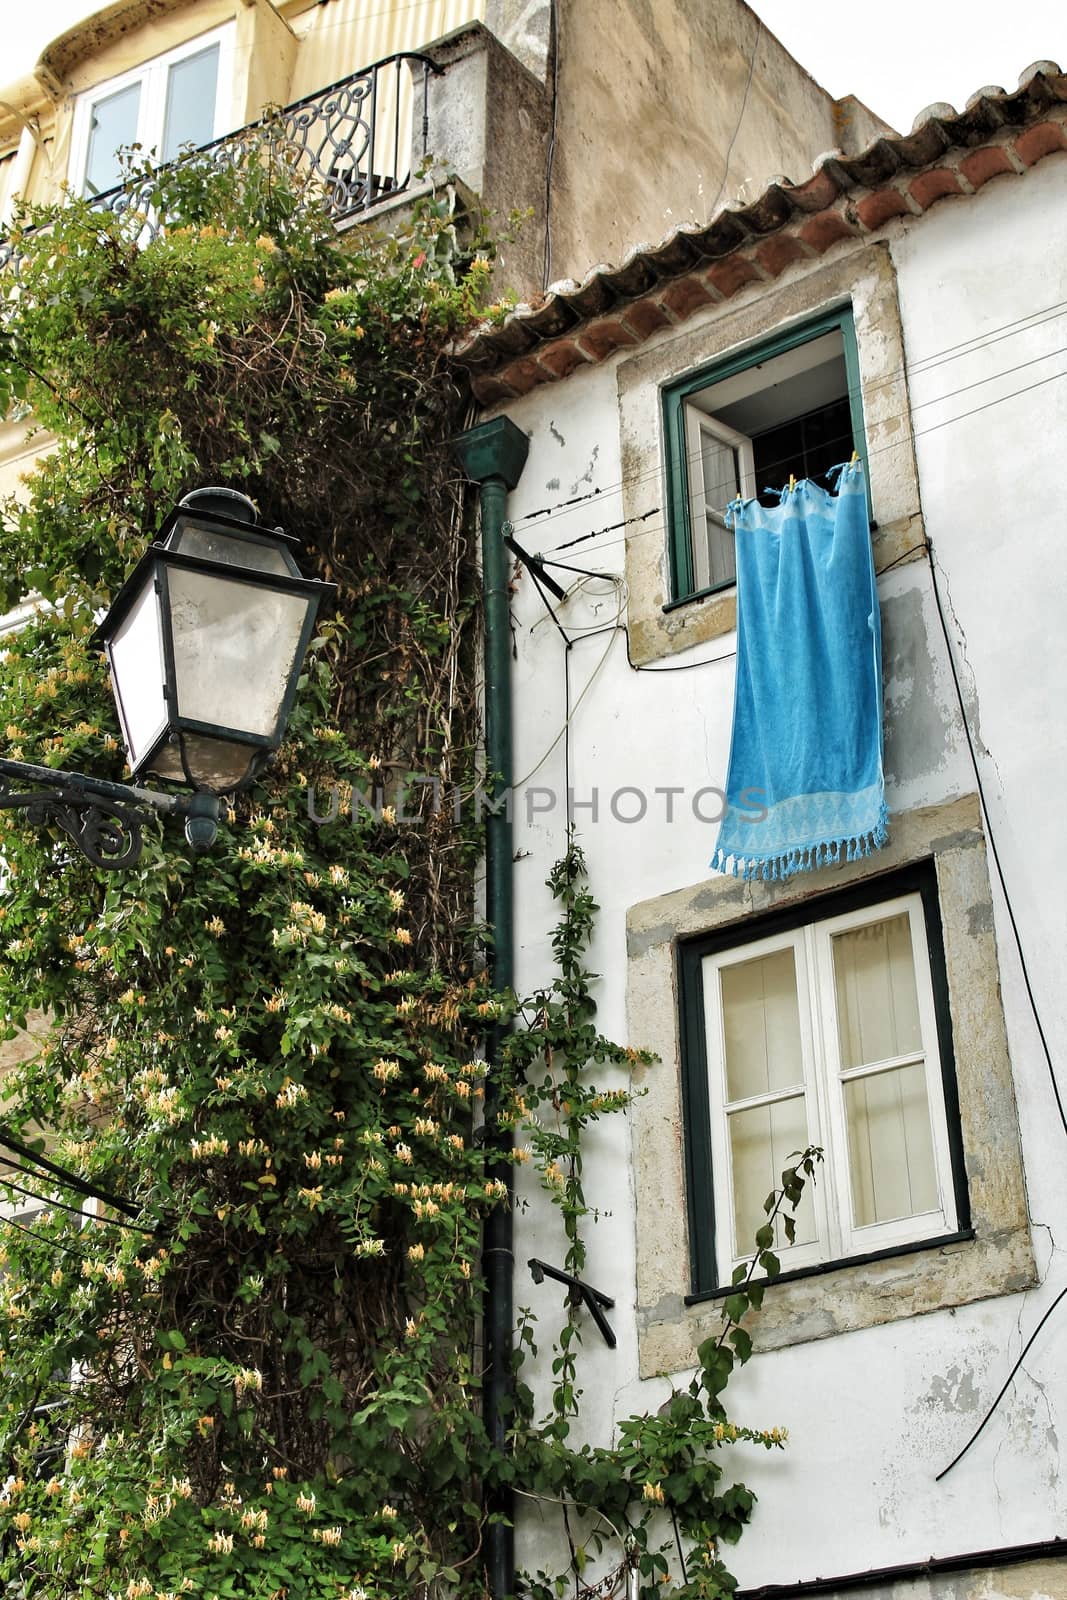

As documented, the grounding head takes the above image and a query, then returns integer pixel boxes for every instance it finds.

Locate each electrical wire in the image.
[0,1168,155,1236]
[535,360,1067,563]
[0,1211,95,1264]
[542,0,560,292]
[540,341,1067,550]
[0,1124,142,1221]
[935,1285,1067,1482]
[510,604,621,788]
[708,18,762,218]
[926,542,1067,1141]
[506,297,1067,535]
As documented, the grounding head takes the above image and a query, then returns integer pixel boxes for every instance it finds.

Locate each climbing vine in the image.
[0,142,816,1600]
[503,847,819,1600]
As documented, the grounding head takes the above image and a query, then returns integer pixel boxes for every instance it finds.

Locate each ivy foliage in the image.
[0,145,818,1600]
[0,150,506,1598]
[502,849,820,1600]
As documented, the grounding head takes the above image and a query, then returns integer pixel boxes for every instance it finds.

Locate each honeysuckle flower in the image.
[276,1080,308,1109]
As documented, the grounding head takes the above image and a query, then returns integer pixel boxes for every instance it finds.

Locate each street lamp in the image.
[0,488,335,869]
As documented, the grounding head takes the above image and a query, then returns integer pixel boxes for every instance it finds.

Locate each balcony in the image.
[0,25,551,304]
[0,50,441,275]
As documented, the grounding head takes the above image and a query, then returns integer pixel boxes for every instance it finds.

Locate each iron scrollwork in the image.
[0,772,146,869]
[0,52,441,278]
[0,759,219,870]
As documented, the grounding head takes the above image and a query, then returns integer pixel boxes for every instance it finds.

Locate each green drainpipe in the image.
[453,415,529,1600]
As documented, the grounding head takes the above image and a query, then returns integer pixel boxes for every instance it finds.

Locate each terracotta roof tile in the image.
[458,62,1067,398]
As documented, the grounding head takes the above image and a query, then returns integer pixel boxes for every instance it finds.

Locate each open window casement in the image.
[683,409,755,592]
[665,313,865,605]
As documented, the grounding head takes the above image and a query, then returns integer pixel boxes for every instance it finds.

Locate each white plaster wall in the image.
[501,149,1067,1589]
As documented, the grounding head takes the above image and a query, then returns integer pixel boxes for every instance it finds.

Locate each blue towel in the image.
[711,462,887,880]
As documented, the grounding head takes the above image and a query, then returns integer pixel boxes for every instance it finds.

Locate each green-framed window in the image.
[662,307,868,608]
[677,862,971,1299]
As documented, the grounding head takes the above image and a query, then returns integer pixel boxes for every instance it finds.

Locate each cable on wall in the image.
[924,540,1067,1477]
[502,299,1067,537]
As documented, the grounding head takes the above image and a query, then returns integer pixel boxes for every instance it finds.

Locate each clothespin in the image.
[849,449,859,467]
[788,473,796,493]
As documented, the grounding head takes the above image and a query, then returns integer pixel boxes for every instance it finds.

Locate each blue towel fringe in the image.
[711,801,889,883]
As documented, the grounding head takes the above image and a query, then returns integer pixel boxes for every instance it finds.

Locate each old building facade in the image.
[2,1,1066,1595]
[462,55,1067,1600]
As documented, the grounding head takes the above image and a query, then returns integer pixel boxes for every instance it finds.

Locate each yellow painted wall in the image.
[288,0,484,102]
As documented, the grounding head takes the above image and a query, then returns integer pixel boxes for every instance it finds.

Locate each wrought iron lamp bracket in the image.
[0,758,220,870]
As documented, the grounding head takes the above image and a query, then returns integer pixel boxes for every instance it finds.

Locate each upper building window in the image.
[70,25,235,198]
[662,307,867,606]
[678,863,969,1295]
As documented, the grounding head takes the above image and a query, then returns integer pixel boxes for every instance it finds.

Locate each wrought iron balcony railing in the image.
[0,50,442,273]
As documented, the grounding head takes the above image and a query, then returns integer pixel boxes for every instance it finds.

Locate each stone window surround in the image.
[617,242,923,666]
[625,794,1035,1377]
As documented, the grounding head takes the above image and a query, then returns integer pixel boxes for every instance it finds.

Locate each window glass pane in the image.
[728,1094,815,1258]
[692,425,738,590]
[167,566,312,737]
[161,44,220,161]
[832,913,922,1068]
[721,947,803,1102]
[84,81,141,196]
[172,524,292,575]
[844,1061,938,1227]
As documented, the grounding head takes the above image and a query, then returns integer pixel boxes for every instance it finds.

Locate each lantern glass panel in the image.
[106,574,167,771]
[167,566,313,736]
[149,733,259,792]
[170,521,293,575]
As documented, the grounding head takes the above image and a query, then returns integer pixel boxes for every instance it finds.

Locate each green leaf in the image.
[728,1326,753,1362]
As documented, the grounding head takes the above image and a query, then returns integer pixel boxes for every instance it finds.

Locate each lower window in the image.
[679,863,969,1294]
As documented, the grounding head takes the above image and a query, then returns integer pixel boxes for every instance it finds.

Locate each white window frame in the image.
[701,889,959,1285]
[683,408,755,592]
[69,23,235,198]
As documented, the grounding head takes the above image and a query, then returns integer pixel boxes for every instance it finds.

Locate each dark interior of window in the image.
[750,393,854,499]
